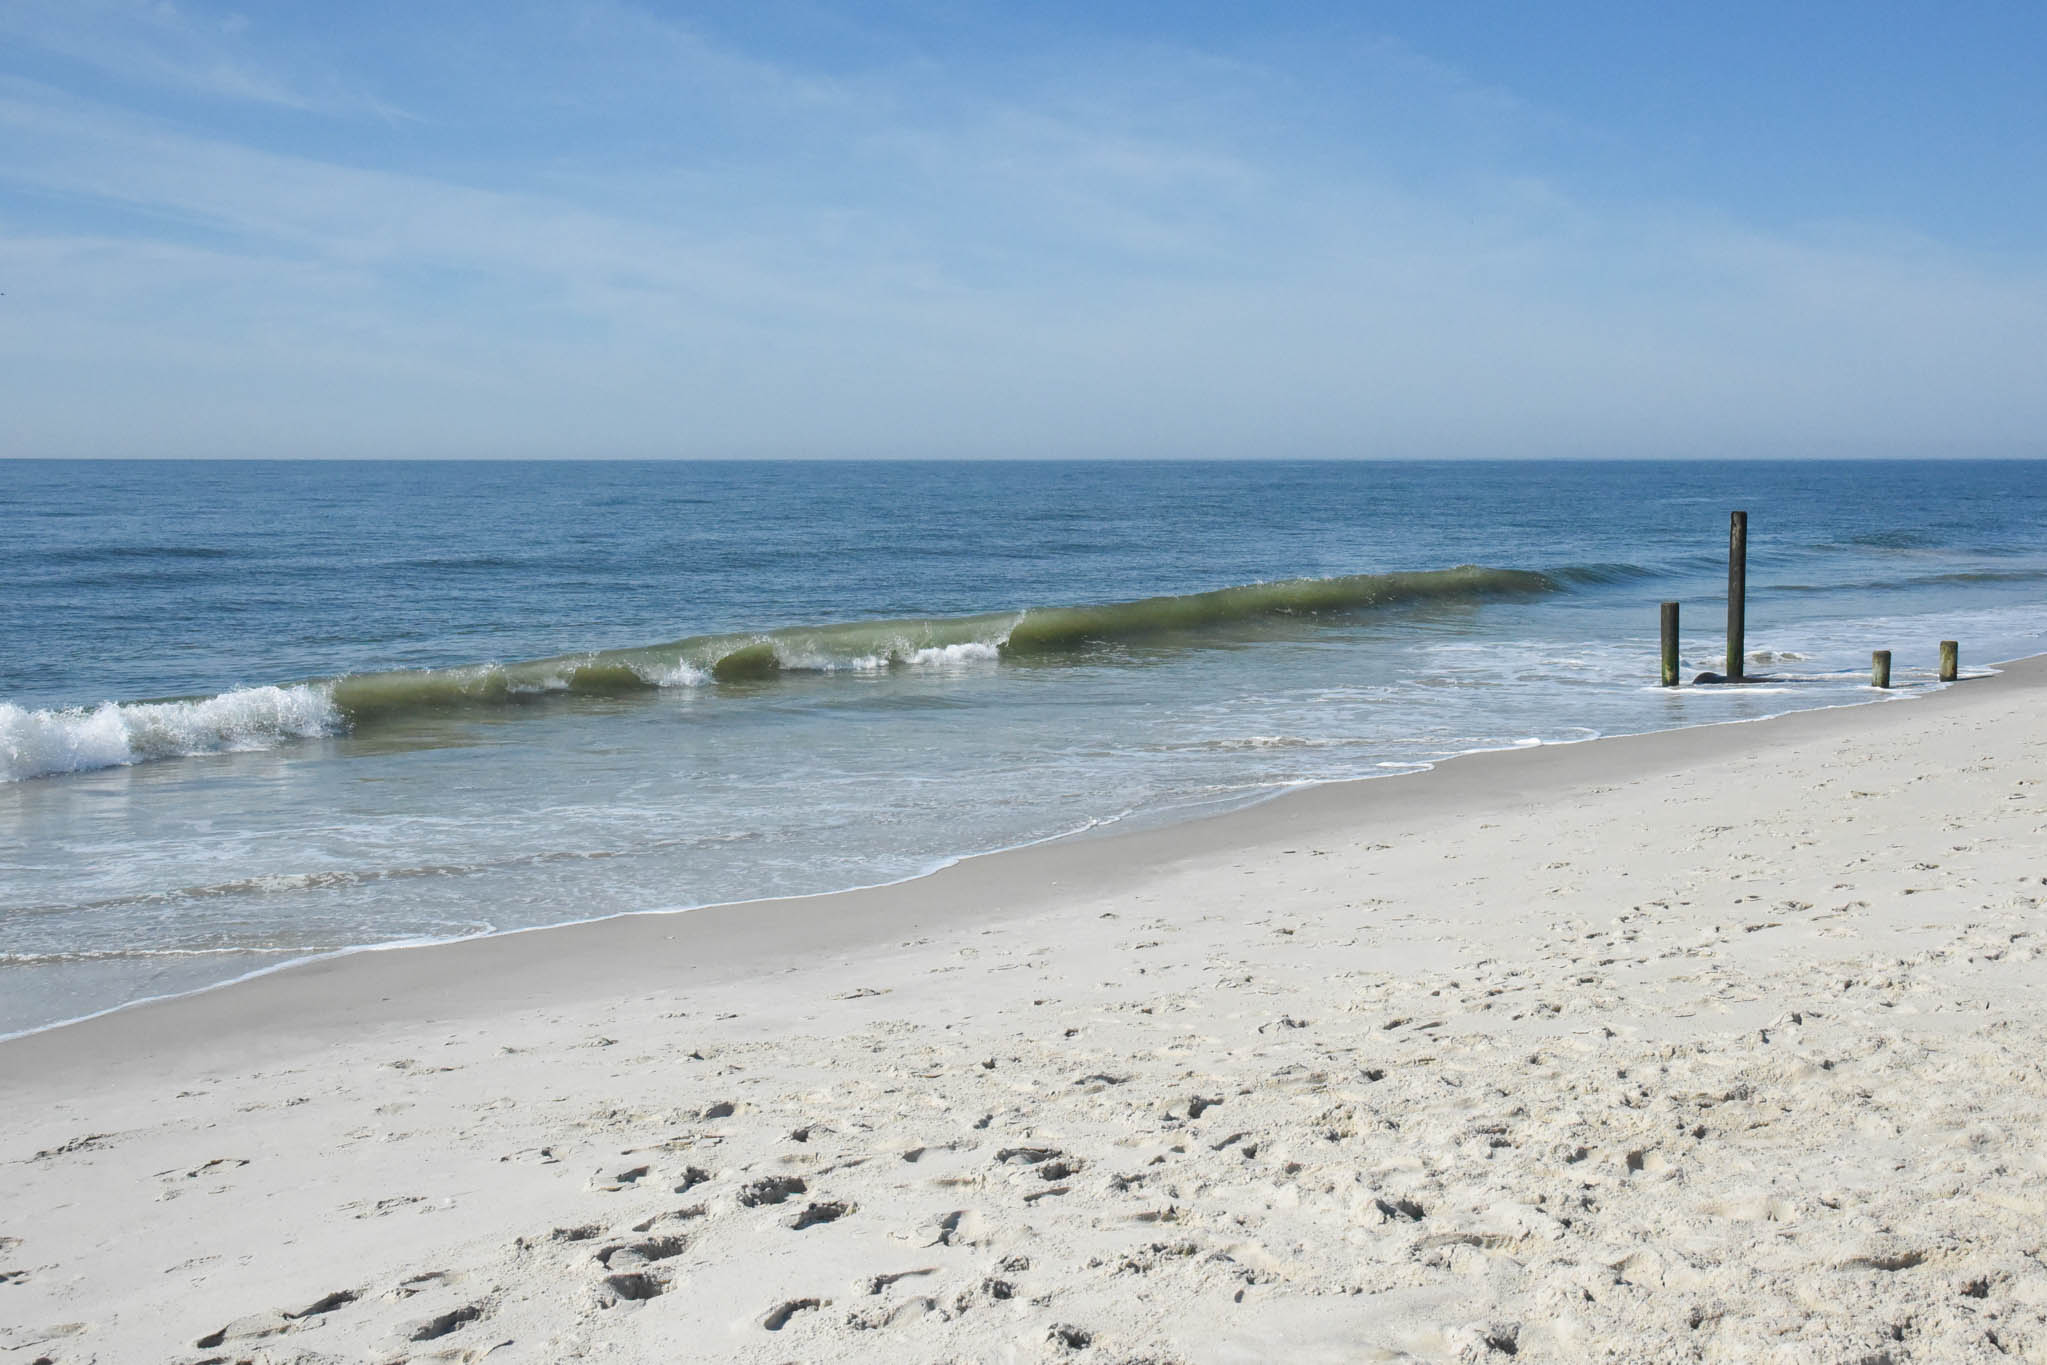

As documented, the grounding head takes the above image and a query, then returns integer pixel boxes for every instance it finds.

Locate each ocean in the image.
[3,458,2043,1036]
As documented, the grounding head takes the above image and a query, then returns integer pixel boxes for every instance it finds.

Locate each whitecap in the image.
[0,684,342,783]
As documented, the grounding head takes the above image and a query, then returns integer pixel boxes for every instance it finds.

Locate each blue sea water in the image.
[3,459,2044,1035]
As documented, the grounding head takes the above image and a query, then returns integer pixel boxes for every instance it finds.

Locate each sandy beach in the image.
[5,660,2047,1363]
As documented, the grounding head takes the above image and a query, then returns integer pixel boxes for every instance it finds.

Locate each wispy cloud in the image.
[0,2,2042,458]
[0,0,402,117]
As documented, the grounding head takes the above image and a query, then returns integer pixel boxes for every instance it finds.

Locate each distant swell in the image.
[0,686,341,783]
[4,564,1561,781]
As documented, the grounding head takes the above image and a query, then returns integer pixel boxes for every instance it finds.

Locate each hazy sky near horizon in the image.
[3,2,2044,460]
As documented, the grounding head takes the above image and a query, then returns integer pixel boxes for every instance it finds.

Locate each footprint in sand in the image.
[761,1297,823,1330]
[30,1134,113,1161]
[290,1289,359,1318]
[346,1194,426,1219]
[865,1267,938,1294]
[408,1301,488,1339]
[632,1206,708,1233]
[194,1311,292,1350]
[598,1270,673,1306]
[787,1200,853,1229]
[738,1175,806,1207]
[589,1164,651,1192]
[928,1209,990,1247]
[189,1283,373,1350]
[596,1234,690,1270]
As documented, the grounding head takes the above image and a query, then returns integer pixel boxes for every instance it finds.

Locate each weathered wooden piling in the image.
[1660,602,1681,687]
[1726,510,1748,681]
[1940,640,1959,682]
[1871,650,1892,689]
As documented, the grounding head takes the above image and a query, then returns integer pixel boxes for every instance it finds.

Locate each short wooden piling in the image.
[1660,602,1680,687]
[1940,640,1959,682]
[1871,650,1892,689]
[1726,510,1747,681]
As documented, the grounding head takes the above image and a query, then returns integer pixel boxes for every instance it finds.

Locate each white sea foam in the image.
[633,660,710,687]
[1205,735,1369,751]
[772,649,891,673]
[0,685,342,783]
[905,641,1002,668]
[769,639,1003,673]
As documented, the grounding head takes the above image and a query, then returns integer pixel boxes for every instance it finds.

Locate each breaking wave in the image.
[1,685,342,783]
[5,564,1563,781]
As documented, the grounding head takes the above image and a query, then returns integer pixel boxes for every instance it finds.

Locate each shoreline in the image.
[0,660,1992,1053]
[0,661,2021,1083]
[7,653,2047,1362]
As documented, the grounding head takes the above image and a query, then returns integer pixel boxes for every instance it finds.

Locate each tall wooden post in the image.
[1660,602,1680,687]
[1940,640,1959,682]
[1726,510,1748,681]
[1871,650,1892,689]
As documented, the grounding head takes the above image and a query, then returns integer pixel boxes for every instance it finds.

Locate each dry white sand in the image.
[5,660,2047,1364]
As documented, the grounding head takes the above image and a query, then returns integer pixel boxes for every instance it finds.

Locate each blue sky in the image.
[2,2,2043,459]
